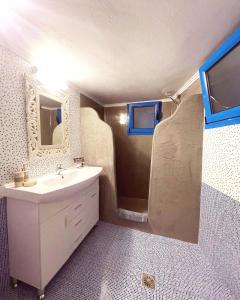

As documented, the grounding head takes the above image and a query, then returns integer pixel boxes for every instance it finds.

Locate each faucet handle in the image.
[80,156,85,167]
[73,157,80,163]
[57,164,62,169]
[73,157,85,167]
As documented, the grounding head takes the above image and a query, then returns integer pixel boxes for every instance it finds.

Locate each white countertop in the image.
[4,166,103,203]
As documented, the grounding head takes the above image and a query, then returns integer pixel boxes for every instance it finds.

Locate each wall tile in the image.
[200,123,240,299]
[202,124,240,202]
[199,183,240,299]
[0,45,81,187]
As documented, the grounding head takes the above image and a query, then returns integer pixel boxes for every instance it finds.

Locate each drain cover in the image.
[142,273,156,289]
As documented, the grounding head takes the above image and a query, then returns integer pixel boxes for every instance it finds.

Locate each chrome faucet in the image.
[56,164,65,176]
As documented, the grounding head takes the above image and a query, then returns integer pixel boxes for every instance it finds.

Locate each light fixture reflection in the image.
[119,113,128,125]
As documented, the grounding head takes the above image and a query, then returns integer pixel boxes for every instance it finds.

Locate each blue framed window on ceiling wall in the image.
[199,27,240,129]
[128,101,162,135]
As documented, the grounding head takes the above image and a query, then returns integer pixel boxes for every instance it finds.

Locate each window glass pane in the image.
[133,106,155,128]
[206,43,240,114]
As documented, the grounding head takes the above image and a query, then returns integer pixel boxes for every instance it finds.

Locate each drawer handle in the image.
[91,193,97,198]
[74,233,83,244]
[75,219,83,227]
[74,203,83,210]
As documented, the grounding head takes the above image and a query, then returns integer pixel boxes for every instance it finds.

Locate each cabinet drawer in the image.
[85,187,98,199]
[66,197,87,222]
[67,180,99,253]
[85,185,99,211]
[67,182,99,221]
[40,198,75,224]
[72,232,85,247]
[68,217,89,253]
[68,211,98,253]
[68,214,86,240]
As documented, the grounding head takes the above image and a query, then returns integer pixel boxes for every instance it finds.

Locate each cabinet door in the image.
[85,185,99,232]
[86,183,99,227]
[40,209,69,288]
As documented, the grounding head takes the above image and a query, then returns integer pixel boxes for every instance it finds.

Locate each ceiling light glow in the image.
[0,0,30,34]
[32,42,75,91]
[0,0,28,19]
[36,69,68,91]
[32,38,92,92]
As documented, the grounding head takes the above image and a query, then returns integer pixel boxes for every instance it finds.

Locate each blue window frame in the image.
[128,101,161,135]
[199,27,240,129]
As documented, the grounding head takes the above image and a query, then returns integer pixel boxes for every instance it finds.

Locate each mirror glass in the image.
[39,95,63,145]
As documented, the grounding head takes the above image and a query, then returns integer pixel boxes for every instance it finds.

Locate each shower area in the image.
[104,102,176,219]
[80,89,204,243]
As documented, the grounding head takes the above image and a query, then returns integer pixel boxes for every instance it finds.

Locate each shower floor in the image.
[118,196,148,213]
[1,221,234,300]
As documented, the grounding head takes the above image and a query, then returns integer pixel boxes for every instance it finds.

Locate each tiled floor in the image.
[1,222,235,300]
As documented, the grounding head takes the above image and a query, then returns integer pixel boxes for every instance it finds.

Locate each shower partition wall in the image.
[148,94,204,243]
[80,108,118,222]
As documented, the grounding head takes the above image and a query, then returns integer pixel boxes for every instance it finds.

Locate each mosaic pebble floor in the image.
[0,221,235,300]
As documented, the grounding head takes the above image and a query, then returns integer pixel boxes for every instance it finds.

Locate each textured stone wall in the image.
[0,45,81,189]
[199,123,240,299]
[148,94,204,243]
[80,107,117,222]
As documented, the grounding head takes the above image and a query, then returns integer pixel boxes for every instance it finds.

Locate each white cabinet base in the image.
[7,179,99,296]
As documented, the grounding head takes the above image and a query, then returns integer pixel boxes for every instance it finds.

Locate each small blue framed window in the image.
[128,101,161,135]
[199,27,240,129]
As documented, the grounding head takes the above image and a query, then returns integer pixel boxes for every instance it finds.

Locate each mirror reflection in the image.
[39,95,63,145]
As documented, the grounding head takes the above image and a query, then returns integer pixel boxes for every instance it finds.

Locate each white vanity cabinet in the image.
[7,178,99,294]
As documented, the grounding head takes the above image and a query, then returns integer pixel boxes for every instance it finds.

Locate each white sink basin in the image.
[4,166,103,203]
[41,169,93,187]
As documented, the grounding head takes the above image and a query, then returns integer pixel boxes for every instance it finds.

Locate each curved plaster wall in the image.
[148,94,204,243]
[80,108,117,222]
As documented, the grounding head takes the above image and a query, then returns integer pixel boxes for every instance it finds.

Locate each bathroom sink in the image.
[4,166,103,203]
[41,176,69,187]
[42,170,83,187]
[41,167,101,187]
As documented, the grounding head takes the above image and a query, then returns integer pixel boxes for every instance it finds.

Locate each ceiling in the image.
[40,95,61,109]
[0,0,239,104]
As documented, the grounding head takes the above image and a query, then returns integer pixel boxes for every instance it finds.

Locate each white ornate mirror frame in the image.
[25,75,70,159]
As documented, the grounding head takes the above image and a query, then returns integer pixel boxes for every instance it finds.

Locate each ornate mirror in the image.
[25,76,70,159]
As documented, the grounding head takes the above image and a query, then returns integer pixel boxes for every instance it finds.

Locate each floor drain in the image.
[142,272,156,289]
